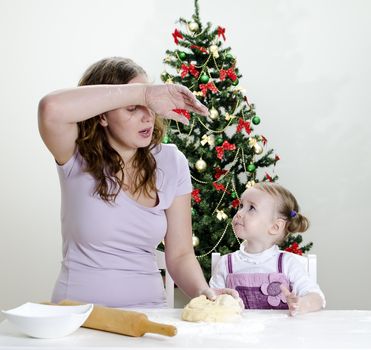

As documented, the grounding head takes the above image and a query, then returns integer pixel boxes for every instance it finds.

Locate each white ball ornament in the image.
[188,21,199,32]
[253,143,263,155]
[192,235,200,247]
[195,158,207,172]
[209,107,219,120]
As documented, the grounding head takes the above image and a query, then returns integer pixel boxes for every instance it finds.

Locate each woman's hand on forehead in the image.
[144,84,208,125]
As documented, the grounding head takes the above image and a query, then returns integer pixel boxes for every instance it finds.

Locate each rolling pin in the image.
[57,300,177,337]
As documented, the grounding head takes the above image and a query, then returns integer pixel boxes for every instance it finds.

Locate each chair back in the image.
[155,250,174,307]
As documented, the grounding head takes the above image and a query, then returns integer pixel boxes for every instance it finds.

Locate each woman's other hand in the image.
[201,288,244,309]
[200,287,239,300]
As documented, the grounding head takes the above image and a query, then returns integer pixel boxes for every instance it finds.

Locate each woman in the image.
[38,57,237,308]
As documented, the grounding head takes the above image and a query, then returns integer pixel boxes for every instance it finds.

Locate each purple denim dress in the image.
[226,253,290,309]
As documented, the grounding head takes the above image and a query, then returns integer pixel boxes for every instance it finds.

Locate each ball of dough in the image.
[181,294,243,322]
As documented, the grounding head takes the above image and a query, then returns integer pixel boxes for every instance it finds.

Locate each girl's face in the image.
[232,188,278,244]
[99,74,155,158]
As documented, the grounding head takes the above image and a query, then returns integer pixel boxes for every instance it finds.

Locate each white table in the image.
[0,309,370,349]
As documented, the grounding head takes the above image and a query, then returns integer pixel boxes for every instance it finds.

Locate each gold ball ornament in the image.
[209,107,219,120]
[253,143,264,155]
[192,235,200,247]
[188,21,199,32]
[195,158,207,172]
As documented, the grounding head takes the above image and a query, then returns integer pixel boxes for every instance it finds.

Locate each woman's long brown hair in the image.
[76,57,165,203]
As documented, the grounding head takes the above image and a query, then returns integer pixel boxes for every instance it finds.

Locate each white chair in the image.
[211,252,317,283]
[155,250,175,308]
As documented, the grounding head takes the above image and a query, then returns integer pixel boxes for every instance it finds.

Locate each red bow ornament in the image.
[181,64,199,79]
[173,109,191,120]
[219,68,237,81]
[232,199,240,208]
[190,45,208,53]
[199,82,219,96]
[192,189,201,203]
[172,29,183,45]
[213,182,226,192]
[217,26,226,41]
[236,118,251,134]
[265,172,273,182]
[215,141,236,160]
[285,242,303,256]
[214,167,227,180]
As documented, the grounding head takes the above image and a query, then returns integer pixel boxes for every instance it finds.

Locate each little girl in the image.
[209,182,325,316]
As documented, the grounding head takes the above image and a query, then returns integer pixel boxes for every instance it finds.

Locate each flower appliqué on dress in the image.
[260,274,288,307]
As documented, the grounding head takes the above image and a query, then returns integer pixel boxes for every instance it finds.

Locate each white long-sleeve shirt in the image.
[209,242,326,307]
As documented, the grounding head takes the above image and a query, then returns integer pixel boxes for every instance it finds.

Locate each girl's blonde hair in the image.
[253,182,310,240]
[76,57,165,202]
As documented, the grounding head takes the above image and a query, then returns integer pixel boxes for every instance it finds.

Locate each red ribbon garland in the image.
[190,45,208,53]
[192,189,201,203]
[217,26,226,41]
[181,64,199,78]
[219,68,237,81]
[172,29,183,45]
[215,141,236,160]
[236,118,251,134]
[261,135,268,145]
[199,82,219,96]
[173,109,191,120]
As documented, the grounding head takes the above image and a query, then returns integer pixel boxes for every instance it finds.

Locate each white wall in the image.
[1,0,370,315]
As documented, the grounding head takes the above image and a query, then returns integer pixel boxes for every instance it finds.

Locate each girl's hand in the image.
[281,285,301,316]
[144,84,208,125]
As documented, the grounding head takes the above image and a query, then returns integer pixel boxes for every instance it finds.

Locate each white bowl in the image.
[1,302,94,338]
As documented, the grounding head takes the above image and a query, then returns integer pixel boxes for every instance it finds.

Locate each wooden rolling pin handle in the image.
[141,319,177,337]
[55,300,177,337]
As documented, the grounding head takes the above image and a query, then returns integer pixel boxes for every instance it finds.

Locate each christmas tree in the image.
[160,0,312,280]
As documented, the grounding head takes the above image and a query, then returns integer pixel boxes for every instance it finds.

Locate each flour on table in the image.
[181,294,243,322]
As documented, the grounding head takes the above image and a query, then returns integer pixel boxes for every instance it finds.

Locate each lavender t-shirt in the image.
[51,144,192,308]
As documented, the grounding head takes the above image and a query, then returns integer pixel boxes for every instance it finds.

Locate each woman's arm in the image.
[38,84,208,165]
[164,193,209,298]
[38,84,147,165]
[164,194,239,301]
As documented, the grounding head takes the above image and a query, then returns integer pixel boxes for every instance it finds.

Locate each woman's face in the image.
[100,74,155,158]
